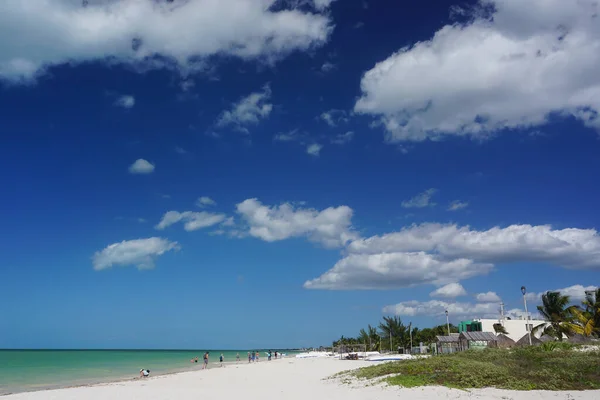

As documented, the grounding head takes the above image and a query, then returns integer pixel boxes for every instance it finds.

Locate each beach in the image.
[4,356,599,400]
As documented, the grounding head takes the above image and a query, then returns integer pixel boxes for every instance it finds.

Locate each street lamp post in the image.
[445,310,450,336]
[521,286,532,345]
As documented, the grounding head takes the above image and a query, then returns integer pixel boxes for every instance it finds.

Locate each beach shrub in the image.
[346,348,600,390]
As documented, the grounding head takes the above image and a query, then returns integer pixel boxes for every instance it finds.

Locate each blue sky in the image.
[1,0,599,349]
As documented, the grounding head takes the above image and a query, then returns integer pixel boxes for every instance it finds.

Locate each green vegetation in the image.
[533,288,600,340]
[344,347,600,391]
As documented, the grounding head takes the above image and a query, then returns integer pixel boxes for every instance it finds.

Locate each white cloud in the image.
[114,95,135,109]
[430,283,467,298]
[303,252,493,290]
[274,129,304,142]
[347,223,600,269]
[92,237,179,271]
[320,109,348,127]
[354,0,600,142]
[308,222,600,290]
[313,0,337,10]
[155,211,226,231]
[382,299,499,319]
[0,0,333,83]
[216,85,272,132]
[306,143,323,156]
[525,284,598,303]
[476,291,502,303]
[448,201,469,211]
[401,188,437,208]
[128,159,155,174]
[331,131,354,145]
[175,146,187,155]
[236,198,357,248]
[196,196,216,208]
[321,62,336,73]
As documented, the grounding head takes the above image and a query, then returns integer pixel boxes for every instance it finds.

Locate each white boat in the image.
[365,354,414,362]
[294,351,333,358]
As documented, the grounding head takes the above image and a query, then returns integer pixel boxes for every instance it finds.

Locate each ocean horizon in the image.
[0,349,298,395]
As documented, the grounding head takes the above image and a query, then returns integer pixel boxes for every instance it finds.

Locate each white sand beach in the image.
[4,356,600,400]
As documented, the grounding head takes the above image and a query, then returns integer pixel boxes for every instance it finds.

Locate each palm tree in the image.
[571,288,600,337]
[379,316,408,352]
[493,323,508,334]
[534,291,579,341]
[358,325,380,350]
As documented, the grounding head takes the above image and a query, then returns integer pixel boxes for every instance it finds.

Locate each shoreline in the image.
[0,357,274,396]
[3,357,600,400]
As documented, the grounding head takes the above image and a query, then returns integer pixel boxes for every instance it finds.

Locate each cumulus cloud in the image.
[354,0,600,142]
[128,159,155,174]
[236,198,357,248]
[303,253,493,290]
[114,95,135,109]
[313,0,337,10]
[196,196,216,208]
[156,211,227,231]
[430,282,467,298]
[525,284,598,303]
[448,201,469,211]
[308,222,600,290]
[306,143,323,156]
[320,109,348,127]
[382,299,499,319]
[0,0,333,83]
[401,188,437,208]
[347,223,600,269]
[216,85,273,132]
[92,237,179,271]
[476,291,502,303]
[331,131,354,145]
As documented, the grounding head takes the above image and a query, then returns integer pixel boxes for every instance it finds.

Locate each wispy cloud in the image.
[401,188,437,208]
[331,131,354,145]
[216,84,272,133]
[92,238,179,271]
[114,95,135,109]
[196,196,217,208]
[448,200,469,211]
[307,143,323,157]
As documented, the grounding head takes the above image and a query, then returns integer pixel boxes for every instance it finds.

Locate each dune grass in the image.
[346,345,600,390]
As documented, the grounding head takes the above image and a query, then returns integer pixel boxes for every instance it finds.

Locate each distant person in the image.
[251,351,256,363]
[203,352,209,370]
[219,353,224,367]
[268,351,272,361]
[140,369,150,378]
[248,352,251,363]
[236,353,240,363]
[275,351,278,360]
[256,351,259,362]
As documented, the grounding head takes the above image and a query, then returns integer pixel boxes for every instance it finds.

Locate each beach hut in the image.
[458,331,497,351]
[515,333,542,346]
[494,333,516,349]
[435,335,460,354]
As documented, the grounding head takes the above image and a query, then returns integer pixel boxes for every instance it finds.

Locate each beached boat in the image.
[364,354,414,362]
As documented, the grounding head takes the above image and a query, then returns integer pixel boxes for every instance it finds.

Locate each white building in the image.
[473,318,549,342]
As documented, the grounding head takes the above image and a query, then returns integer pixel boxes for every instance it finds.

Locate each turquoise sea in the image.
[0,349,295,395]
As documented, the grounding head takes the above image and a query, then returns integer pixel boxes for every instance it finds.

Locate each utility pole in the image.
[500,302,505,325]
[521,286,532,345]
[445,310,450,336]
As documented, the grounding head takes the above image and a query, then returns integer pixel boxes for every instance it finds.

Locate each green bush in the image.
[345,348,600,390]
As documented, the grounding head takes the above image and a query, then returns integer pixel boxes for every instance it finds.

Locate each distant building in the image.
[459,318,549,342]
[458,331,498,351]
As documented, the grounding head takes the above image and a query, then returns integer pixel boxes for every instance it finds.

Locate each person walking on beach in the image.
[236,353,240,363]
[219,353,224,367]
[275,351,278,360]
[256,351,259,362]
[248,352,251,363]
[268,350,272,361]
[251,351,256,363]
[202,352,209,370]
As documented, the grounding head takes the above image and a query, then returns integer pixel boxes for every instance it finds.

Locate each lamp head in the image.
[521,286,526,295]
[445,310,448,316]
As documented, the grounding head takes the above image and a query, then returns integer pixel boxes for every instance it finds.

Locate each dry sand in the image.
[4,356,599,400]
